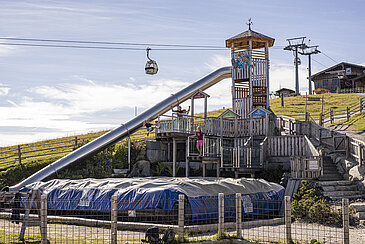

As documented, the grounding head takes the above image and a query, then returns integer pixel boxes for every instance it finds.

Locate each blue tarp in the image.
[22,177,284,221]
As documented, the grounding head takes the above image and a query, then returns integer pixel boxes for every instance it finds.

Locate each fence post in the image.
[345,137,350,159]
[74,136,78,147]
[360,98,363,113]
[330,109,334,124]
[235,193,242,238]
[111,194,118,244]
[17,145,22,165]
[346,107,350,120]
[319,113,323,126]
[178,194,185,242]
[342,198,349,244]
[284,196,291,244]
[218,193,224,238]
[40,194,47,244]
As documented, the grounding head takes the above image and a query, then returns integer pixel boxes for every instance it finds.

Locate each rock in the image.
[349,165,365,182]
[136,160,150,176]
[127,160,151,177]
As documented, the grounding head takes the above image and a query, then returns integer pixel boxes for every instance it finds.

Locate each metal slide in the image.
[9,67,232,192]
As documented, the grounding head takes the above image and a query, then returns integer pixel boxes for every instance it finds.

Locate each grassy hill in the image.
[270,93,365,131]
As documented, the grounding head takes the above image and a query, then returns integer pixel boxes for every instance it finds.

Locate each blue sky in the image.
[0,0,364,146]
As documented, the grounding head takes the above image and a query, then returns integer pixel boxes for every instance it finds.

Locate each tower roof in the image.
[226,29,275,49]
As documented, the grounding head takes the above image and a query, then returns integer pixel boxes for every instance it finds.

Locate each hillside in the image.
[270,93,365,131]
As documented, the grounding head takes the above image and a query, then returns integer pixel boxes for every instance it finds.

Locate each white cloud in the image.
[205,54,231,71]
[0,86,10,96]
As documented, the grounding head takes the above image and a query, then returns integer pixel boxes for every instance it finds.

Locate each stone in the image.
[349,165,365,182]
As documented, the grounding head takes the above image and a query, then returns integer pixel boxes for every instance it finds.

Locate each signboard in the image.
[251,108,266,116]
[346,67,352,75]
[307,97,321,101]
[308,160,319,170]
[222,111,235,119]
[242,195,253,213]
[193,91,207,99]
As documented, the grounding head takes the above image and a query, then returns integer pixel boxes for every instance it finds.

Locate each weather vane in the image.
[247,18,253,30]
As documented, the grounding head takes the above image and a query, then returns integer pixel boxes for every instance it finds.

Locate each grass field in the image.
[270,93,364,118]
[270,93,365,131]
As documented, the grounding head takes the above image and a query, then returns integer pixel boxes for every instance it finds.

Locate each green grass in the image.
[270,93,364,119]
[331,112,365,131]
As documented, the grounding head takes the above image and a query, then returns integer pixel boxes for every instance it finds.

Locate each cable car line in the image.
[0,42,227,51]
[0,37,226,49]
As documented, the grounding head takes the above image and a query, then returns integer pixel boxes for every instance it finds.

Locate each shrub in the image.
[291,180,342,226]
[0,158,56,189]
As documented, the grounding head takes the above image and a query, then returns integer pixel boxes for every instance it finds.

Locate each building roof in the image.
[276,88,295,94]
[311,62,365,80]
[226,29,275,49]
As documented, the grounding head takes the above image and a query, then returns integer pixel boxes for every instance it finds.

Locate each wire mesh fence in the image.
[0,192,364,243]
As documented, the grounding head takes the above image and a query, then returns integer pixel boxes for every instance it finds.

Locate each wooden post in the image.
[40,194,47,244]
[360,98,363,113]
[185,138,189,177]
[360,144,364,166]
[281,94,284,107]
[319,113,323,126]
[305,93,308,121]
[330,109,334,124]
[173,138,176,177]
[74,136,78,147]
[345,137,350,159]
[128,137,131,171]
[17,145,22,165]
[284,196,291,244]
[218,193,224,238]
[235,193,242,238]
[346,107,350,120]
[178,194,185,242]
[111,194,118,244]
[321,95,324,115]
[342,198,350,244]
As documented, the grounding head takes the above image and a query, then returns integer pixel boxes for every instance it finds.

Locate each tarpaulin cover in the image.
[22,177,284,221]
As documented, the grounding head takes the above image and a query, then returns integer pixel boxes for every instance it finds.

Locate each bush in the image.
[291,180,342,226]
[0,158,56,189]
[0,140,147,188]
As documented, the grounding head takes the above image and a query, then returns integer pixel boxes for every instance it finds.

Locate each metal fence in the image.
[1,192,361,244]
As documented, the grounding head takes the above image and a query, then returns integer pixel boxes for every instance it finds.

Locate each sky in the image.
[0,0,364,146]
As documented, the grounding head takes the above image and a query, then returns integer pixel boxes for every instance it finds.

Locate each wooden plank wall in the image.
[251,58,267,87]
[267,136,306,157]
[234,97,251,118]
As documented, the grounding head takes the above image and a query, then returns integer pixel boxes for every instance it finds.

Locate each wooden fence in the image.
[0,135,98,170]
[277,115,365,166]
[0,128,155,171]
[157,115,267,137]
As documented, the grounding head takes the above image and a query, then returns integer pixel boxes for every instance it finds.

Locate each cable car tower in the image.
[226,19,274,118]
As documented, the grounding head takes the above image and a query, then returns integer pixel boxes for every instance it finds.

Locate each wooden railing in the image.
[157,115,267,137]
[290,156,322,179]
[277,115,365,166]
[0,135,99,170]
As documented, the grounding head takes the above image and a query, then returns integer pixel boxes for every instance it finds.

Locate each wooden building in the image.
[275,88,295,97]
[311,62,365,92]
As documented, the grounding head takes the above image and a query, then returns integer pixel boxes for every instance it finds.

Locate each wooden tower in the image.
[226,23,275,118]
